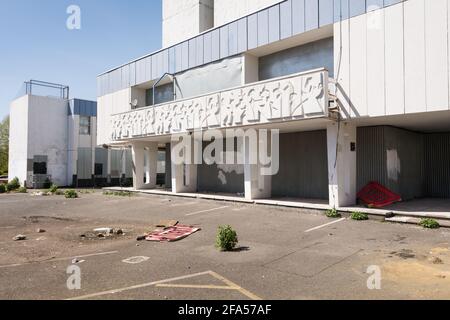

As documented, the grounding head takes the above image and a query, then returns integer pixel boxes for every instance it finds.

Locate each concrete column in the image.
[131,142,145,190]
[327,122,357,208]
[171,139,197,193]
[244,131,272,201]
[143,142,158,189]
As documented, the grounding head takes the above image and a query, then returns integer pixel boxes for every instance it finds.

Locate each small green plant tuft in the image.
[49,184,58,194]
[216,225,238,252]
[64,190,78,199]
[326,208,341,218]
[420,218,440,229]
[6,177,20,191]
[0,184,6,194]
[351,211,369,221]
[18,187,27,193]
[103,190,132,197]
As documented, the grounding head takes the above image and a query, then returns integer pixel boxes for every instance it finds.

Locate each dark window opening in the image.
[33,162,47,175]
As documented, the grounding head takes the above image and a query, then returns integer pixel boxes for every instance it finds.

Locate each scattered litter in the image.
[122,256,150,264]
[146,225,201,242]
[136,235,146,241]
[430,257,444,265]
[72,258,85,264]
[115,229,124,235]
[13,235,27,241]
[36,228,46,233]
[357,181,402,208]
[35,236,46,241]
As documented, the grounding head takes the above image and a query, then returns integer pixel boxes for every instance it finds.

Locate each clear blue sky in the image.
[0,0,163,120]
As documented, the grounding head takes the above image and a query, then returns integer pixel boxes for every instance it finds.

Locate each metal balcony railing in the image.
[16,80,69,99]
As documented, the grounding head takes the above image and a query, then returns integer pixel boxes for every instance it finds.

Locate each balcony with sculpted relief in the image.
[110,68,330,142]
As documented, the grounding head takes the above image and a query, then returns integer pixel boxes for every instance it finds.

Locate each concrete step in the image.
[385,216,450,228]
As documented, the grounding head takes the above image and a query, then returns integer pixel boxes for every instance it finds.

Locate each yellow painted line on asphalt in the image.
[67,271,212,300]
[0,250,119,269]
[156,284,235,290]
[185,206,230,216]
[208,271,262,300]
[304,218,346,233]
[68,270,262,300]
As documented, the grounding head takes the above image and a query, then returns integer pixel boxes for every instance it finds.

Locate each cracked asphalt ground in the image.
[1,191,450,300]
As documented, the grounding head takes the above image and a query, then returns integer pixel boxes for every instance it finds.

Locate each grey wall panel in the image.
[110,150,122,177]
[211,29,220,61]
[204,32,212,64]
[334,0,350,21]
[305,0,319,31]
[175,44,183,73]
[248,13,258,49]
[95,148,108,178]
[188,38,197,69]
[319,0,334,26]
[292,0,305,35]
[228,21,239,56]
[268,5,280,43]
[384,0,403,7]
[220,25,229,59]
[257,9,269,46]
[162,49,169,74]
[165,143,172,188]
[125,150,133,178]
[135,59,144,85]
[259,37,334,80]
[366,0,383,11]
[425,133,450,198]
[237,18,248,53]
[349,0,366,17]
[196,36,204,66]
[96,78,101,97]
[272,131,329,199]
[151,53,158,80]
[280,0,293,39]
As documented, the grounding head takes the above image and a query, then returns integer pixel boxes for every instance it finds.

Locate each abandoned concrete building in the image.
[96,0,450,210]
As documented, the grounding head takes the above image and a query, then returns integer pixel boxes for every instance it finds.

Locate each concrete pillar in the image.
[131,142,145,190]
[171,139,197,193]
[244,131,272,200]
[143,142,158,189]
[327,122,357,208]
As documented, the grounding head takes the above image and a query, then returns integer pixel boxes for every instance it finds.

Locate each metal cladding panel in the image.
[305,0,319,31]
[162,49,169,74]
[189,38,197,69]
[357,126,387,193]
[129,62,136,86]
[95,148,108,178]
[211,29,220,61]
[181,41,190,70]
[196,36,204,66]
[280,0,293,39]
[110,150,122,177]
[349,0,366,17]
[385,0,403,6]
[272,131,329,199]
[319,0,334,26]
[292,0,305,35]
[175,44,183,73]
[228,21,239,56]
[257,9,269,46]
[152,52,159,79]
[203,32,212,64]
[237,18,248,53]
[168,47,176,74]
[268,5,280,43]
[77,148,92,180]
[247,13,258,49]
[220,25,229,59]
[125,149,133,178]
[96,78,101,98]
[121,64,130,88]
[334,0,350,21]
[425,133,450,198]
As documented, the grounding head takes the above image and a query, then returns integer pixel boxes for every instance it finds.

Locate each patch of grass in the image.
[0,184,6,194]
[351,211,369,221]
[54,190,64,196]
[216,225,238,252]
[64,190,78,199]
[18,187,27,193]
[78,190,95,194]
[103,190,132,197]
[326,208,342,218]
[48,184,58,194]
[6,177,20,191]
[419,218,440,229]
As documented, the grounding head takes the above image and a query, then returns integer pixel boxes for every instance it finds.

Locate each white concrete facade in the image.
[97,0,450,208]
